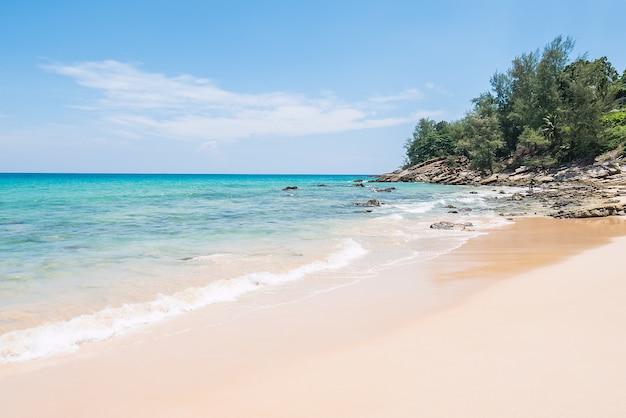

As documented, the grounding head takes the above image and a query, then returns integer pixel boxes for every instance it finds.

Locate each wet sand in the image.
[2,216,626,417]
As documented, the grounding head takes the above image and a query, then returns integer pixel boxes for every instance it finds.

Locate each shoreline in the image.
[2,216,626,416]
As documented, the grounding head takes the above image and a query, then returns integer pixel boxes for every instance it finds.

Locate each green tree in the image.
[614,70,626,106]
[404,119,457,167]
[456,112,504,172]
[402,36,626,171]
[558,57,621,159]
[404,118,436,167]
[489,36,575,157]
[519,126,549,154]
[599,110,626,153]
[536,36,575,117]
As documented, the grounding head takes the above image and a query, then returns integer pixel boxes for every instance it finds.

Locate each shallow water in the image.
[0,173,510,362]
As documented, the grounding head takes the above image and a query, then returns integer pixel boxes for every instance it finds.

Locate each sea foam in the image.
[0,239,367,364]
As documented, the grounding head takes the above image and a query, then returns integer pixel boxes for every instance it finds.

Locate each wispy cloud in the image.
[369,89,424,103]
[43,60,430,142]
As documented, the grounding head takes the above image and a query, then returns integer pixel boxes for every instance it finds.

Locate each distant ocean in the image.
[0,173,511,363]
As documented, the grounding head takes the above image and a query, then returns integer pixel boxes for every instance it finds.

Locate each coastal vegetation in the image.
[404,36,626,172]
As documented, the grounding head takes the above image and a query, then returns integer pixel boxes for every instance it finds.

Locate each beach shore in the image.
[2,216,626,417]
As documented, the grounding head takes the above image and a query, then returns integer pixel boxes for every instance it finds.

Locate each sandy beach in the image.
[2,216,626,417]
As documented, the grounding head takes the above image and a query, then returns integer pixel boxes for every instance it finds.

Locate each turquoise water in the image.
[0,173,508,363]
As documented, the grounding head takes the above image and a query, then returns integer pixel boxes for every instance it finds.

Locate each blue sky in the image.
[1,0,624,174]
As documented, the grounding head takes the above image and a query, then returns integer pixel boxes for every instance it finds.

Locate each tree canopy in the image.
[403,36,626,172]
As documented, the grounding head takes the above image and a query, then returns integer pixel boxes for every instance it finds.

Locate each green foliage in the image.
[402,36,626,171]
[455,113,504,172]
[488,36,575,156]
[404,118,459,167]
[557,57,621,159]
[599,111,626,151]
[601,111,626,127]
[518,126,549,153]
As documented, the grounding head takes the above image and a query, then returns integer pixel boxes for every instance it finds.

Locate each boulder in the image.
[430,221,474,231]
[551,203,626,218]
[354,199,381,207]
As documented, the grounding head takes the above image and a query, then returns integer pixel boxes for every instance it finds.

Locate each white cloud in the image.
[43,60,430,142]
[369,88,424,103]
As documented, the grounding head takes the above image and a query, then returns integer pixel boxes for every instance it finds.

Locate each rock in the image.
[354,183,365,187]
[499,212,528,217]
[374,156,626,198]
[430,221,473,231]
[607,166,621,175]
[282,186,298,191]
[551,203,626,218]
[354,199,381,207]
[510,193,524,201]
[589,166,609,178]
[480,175,498,184]
[535,176,555,183]
[374,187,396,192]
[552,198,575,208]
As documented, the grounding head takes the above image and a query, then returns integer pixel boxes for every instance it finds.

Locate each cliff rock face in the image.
[374,156,626,218]
[375,156,626,188]
[376,157,477,185]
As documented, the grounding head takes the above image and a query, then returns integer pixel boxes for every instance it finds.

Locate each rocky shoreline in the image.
[374,156,626,219]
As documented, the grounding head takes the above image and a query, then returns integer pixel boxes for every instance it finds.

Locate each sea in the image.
[0,173,515,364]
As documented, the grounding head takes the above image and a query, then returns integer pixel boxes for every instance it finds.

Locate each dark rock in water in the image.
[354,183,365,187]
[354,199,381,207]
[448,210,459,214]
[373,187,396,192]
[430,221,473,231]
[460,207,473,212]
[430,221,455,230]
[317,184,328,187]
[283,186,298,191]
[445,204,456,209]
[353,179,364,183]
[510,193,524,201]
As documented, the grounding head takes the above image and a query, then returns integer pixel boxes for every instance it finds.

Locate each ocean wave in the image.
[0,239,367,364]
[392,200,442,214]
